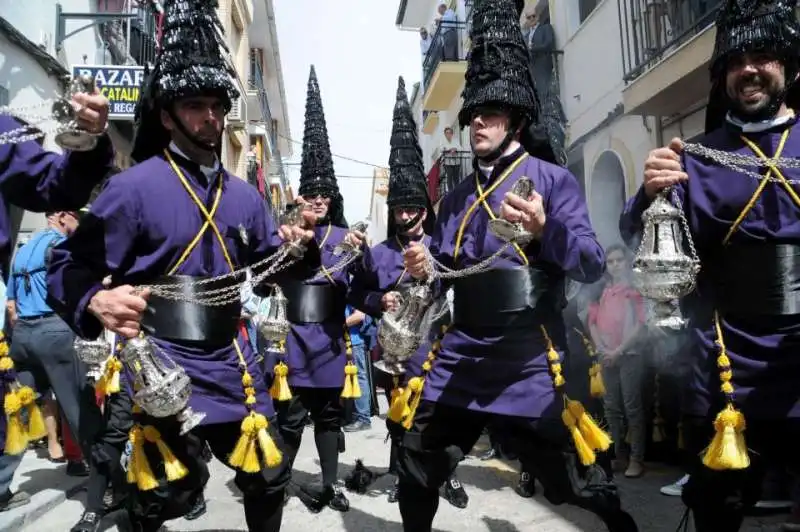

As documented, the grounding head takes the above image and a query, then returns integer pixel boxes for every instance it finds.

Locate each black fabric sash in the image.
[142,275,241,346]
[283,282,345,323]
[712,243,800,315]
[452,267,562,328]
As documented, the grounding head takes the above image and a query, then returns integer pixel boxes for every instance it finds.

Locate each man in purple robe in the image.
[46,2,316,531]
[619,2,800,530]
[399,1,637,531]
[0,78,112,514]
[345,76,468,508]
[270,65,353,514]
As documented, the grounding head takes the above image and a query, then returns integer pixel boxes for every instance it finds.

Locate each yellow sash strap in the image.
[474,175,529,265]
[453,153,527,262]
[164,150,235,273]
[722,129,792,244]
[317,223,335,284]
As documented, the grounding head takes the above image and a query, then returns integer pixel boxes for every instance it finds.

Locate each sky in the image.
[273,0,422,224]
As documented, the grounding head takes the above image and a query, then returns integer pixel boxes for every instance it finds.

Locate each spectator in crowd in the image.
[588,244,648,479]
[432,126,462,198]
[344,305,371,432]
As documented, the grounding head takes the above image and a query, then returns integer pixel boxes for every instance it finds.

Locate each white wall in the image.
[2,0,111,68]
[551,0,626,143]
[0,29,67,238]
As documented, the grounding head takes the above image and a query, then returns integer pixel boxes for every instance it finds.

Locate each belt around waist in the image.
[452,267,561,328]
[283,282,345,323]
[142,275,241,346]
[712,243,800,316]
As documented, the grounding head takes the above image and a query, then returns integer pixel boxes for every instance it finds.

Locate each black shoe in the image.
[478,448,498,461]
[387,480,399,504]
[514,471,536,498]
[294,483,350,513]
[443,477,469,509]
[66,460,90,477]
[343,421,371,433]
[184,494,207,521]
[71,511,101,532]
[0,490,30,512]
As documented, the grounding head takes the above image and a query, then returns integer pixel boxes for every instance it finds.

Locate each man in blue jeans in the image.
[344,304,371,432]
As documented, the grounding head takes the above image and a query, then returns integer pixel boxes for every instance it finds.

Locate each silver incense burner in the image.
[489,178,535,246]
[333,220,370,256]
[52,74,99,151]
[631,188,700,329]
[254,285,290,343]
[376,283,433,376]
[119,335,206,435]
[74,335,111,381]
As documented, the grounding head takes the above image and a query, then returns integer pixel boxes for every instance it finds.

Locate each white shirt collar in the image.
[725,110,795,133]
[169,141,220,178]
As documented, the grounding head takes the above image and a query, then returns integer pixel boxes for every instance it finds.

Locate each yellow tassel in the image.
[341,363,357,399]
[562,404,596,466]
[387,385,412,424]
[0,356,13,372]
[128,426,159,491]
[401,377,425,430]
[269,362,292,401]
[95,377,107,398]
[228,413,261,473]
[105,357,122,395]
[4,390,27,455]
[589,363,605,397]
[142,426,188,482]
[568,399,612,452]
[25,402,47,441]
[253,413,282,468]
[0,340,9,357]
[702,405,749,471]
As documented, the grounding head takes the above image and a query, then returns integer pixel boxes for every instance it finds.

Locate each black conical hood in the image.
[132,0,238,162]
[459,0,565,165]
[386,76,435,238]
[298,65,346,227]
[705,0,800,133]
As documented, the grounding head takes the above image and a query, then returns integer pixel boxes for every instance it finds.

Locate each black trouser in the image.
[681,415,800,531]
[274,387,343,487]
[129,413,290,532]
[86,387,134,513]
[11,315,104,460]
[396,400,637,532]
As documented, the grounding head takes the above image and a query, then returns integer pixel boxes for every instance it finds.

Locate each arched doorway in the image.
[589,150,627,250]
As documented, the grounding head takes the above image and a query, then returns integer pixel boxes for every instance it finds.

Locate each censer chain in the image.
[682,142,800,185]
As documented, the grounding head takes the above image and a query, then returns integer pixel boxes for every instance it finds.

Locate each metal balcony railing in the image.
[428,150,472,203]
[422,20,468,91]
[618,0,721,83]
[248,50,277,150]
[96,0,157,67]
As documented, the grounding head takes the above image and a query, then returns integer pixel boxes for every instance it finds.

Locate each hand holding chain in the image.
[0,74,106,150]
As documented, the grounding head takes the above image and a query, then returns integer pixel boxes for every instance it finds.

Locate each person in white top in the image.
[432,126,463,197]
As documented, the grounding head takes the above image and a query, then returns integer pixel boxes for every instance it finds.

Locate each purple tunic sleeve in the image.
[347,245,384,318]
[537,169,605,283]
[46,178,140,339]
[0,116,113,211]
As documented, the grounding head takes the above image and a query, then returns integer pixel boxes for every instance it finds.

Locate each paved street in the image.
[15,403,791,531]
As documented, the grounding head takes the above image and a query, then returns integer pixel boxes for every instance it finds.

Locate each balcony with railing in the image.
[421,20,469,111]
[619,0,722,116]
[248,49,277,150]
[427,150,472,205]
[96,0,158,67]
